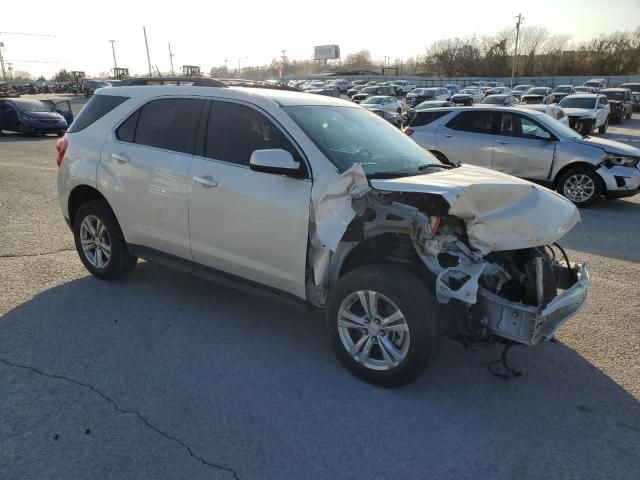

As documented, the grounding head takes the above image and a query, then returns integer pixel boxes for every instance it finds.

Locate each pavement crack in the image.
[0,248,75,258]
[0,357,240,480]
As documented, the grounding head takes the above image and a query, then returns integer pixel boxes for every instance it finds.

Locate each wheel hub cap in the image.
[337,290,410,371]
[79,215,111,269]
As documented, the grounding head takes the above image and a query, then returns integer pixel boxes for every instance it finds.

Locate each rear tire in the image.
[326,264,443,387]
[73,200,137,280]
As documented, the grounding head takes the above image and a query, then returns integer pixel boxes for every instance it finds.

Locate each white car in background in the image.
[405,105,640,206]
[327,79,352,93]
[583,79,606,92]
[360,95,403,114]
[558,94,610,134]
[518,103,570,127]
[391,80,417,94]
[574,86,595,94]
[450,88,485,105]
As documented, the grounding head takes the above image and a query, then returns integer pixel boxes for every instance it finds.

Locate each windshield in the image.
[513,85,530,91]
[537,114,583,140]
[575,87,590,93]
[417,89,437,97]
[585,81,602,87]
[361,87,379,94]
[361,96,384,105]
[12,99,50,112]
[458,89,476,95]
[527,88,547,95]
[602,91,624,101]
[553,86,572,93]
[284,106,440,176]
[559,97,596,109]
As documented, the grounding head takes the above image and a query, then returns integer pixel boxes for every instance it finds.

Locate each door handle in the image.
[111,152,130,163]
[443,134,454,138]
[496,140,509,145]
[192,175,218,188]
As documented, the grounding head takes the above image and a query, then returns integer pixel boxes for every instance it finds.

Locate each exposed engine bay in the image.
[308,165,589,346]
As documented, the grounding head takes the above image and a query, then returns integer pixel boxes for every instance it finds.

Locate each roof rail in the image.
[115,77,226,87]
[219,78,301,92]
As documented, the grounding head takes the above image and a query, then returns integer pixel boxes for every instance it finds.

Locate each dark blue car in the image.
[0,98,70,136]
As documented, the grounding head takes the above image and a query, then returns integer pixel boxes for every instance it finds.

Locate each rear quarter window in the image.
[67,94,128,133]
[409,110,450,127]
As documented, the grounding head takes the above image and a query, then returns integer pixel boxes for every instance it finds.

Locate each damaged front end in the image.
[309,164,589,346]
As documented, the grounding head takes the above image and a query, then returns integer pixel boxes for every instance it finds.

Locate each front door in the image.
[98,97,205,259]
[55,100,73,125]
[492,112,555,181]
[436,110,496,168]
[188,100,312,298]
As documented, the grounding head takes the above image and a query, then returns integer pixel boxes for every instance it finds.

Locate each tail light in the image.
[56,136,68,167]
[404,128,414,136]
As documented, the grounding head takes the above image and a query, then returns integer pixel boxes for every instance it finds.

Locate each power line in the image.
[0,31,60,37]
[4,59,60,63]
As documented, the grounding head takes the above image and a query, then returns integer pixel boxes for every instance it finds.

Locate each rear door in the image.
[435,110,496,168]
[99,97,205,259]
[492,111,555,180]
[187,100,312,298]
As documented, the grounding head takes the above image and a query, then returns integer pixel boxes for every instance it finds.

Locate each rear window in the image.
[409,110,450,127]
[67,94,128,133]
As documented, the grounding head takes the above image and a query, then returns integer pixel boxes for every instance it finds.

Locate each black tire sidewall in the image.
[557,167,603,207]
[326,264,442,387]
[73,200,129,279]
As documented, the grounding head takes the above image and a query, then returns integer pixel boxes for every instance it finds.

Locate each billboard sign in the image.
[314,45,340,60]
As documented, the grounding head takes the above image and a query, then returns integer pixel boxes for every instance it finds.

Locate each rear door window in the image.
[445,111,495,134]
[128,98,204,154]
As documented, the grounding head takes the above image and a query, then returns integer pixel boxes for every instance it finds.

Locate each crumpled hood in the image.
[369,164,580,254]
[561,107,595,117]
[573,136,640,156]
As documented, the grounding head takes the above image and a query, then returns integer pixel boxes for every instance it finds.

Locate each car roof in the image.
[100,85,352,108]
[416,105,547,116]
[601,88,626,92]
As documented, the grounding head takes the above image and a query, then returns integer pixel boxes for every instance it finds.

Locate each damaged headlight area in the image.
[602,153,640,168]
[310,164,588,348]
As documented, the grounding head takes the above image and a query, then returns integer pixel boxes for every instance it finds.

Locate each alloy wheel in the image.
[79,215,112,268]
[337,290,410,371]
[563,174,595,203]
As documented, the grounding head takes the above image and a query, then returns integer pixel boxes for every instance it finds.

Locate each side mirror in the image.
[535,131,552,140]
[249,149,303,177]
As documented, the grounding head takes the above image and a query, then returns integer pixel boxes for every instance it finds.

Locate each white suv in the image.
[57,78,589,387]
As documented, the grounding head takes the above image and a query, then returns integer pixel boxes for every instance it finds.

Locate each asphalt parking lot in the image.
[1,95,639,479]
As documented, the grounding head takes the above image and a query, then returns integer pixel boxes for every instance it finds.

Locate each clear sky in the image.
[1,0,639,78]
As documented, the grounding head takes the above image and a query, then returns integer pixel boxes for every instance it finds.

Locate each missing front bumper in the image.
[478,263,589,345]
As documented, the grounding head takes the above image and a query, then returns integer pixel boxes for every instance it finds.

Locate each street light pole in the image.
[510,14,523,88]
[108,40,118,73]
[237,56,247,77]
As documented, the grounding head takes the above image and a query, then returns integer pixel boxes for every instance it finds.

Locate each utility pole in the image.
[168,43,175,75]
[237,57,247,77]
[510,14,523,88]
[7,62,13,80]
[143,26,152,77]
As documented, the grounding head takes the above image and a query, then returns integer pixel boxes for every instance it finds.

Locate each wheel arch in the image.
[552,161,605,192]
[68,185,113,226]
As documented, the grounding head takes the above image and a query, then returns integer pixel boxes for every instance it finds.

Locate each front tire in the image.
[598,118,608,133]
[557,167,603,207]
[326,265,443,387]
[73,200,137,279]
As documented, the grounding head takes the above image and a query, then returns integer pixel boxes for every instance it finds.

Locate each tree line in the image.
[33,24,640,81]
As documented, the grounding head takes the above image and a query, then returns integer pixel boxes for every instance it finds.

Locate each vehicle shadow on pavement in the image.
[0,133,59,142]
[562,197,640,263]
[2,260,640,479]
